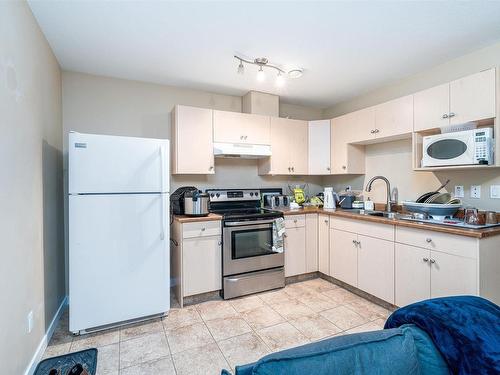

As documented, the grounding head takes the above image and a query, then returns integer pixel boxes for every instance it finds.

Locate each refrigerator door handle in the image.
[160,145,166,240]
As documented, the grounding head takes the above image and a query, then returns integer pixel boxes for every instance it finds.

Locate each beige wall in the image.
[280,102,324,121]
[0,2,64,374]
[322,42,500,211]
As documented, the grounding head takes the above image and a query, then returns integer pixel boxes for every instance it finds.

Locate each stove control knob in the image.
[255,191,259,196]
[216,193,220,198]
[210,193,214,198]
[250,192,254,196]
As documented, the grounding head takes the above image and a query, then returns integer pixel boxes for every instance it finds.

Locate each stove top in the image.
[211,208,283,221]
[206,189,283,221]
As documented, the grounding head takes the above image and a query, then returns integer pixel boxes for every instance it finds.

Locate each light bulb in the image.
[256,66,265,82]
[276,72,285,87]
[237,61,244,75]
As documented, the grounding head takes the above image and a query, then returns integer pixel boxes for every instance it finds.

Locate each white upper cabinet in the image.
[347,107,376,143]
[213,110,270,145]
[449,68,496,125]
[308,120,331,174]
[172,105,214,174]
[374,95,413,139]
[330,117,365,174]
[414,68,496,131]
[259,117,308,175]
[414,83,450,131]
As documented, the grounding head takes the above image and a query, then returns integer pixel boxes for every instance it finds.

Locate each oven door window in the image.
[231,228,276,260]
[427,139,467,160]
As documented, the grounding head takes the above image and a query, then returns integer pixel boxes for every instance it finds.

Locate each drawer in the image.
[183,220,221,239]
[395,226,478,259]
[285,215,306,228]
[330,217,394,241]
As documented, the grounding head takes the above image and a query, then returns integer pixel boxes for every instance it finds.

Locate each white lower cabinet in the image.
[330,229,358,286]
[357,235,394,304]
[430,251,477,299]
[183,236,222,296]
[395,243,431,307]
[318,214,330,275]
[395,242,478,307]
[285,226,306,277]
[305,214,318,273]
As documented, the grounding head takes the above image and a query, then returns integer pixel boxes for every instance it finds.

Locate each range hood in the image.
[213,142,272,159]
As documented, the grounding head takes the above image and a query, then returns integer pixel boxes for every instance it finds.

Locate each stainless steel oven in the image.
[223,219,284,276]
[207,189,285,299]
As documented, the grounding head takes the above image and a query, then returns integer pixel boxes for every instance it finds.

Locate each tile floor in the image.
[44,278,392,375]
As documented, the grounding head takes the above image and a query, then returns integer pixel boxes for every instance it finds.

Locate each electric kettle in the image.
[323,187,338,209]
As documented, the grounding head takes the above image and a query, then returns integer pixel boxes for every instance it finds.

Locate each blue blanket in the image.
[384,296,500,375]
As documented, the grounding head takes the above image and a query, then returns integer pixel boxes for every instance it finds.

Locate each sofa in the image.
[222,296,500,375]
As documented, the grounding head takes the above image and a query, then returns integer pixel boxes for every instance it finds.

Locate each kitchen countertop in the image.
[173,213,223,223]
[277,207,500,239]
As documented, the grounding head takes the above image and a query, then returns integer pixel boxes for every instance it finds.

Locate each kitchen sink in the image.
[351,210,399,219]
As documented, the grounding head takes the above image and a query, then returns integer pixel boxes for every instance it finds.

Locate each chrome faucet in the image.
[365,176,392,212]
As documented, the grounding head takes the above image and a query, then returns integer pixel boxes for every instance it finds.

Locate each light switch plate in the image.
[454,185,464,198]
[490,185,500,199]
[470,185,481,199]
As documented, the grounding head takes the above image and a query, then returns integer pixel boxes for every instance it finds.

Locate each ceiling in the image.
[29,1,500,108]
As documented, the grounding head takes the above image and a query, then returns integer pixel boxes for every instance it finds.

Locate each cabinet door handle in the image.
[324,219,328,224]
[370,129,375,134]
[342,165,346,170]
[209,166,214,171]
[442,113,449,119]
[352,239,357,245]
[326,167,331,171]
[291,166,295,172]
[426,238,432,243]
[375,129,380,133]
[422,257,429,262]
[294,219,297,223]
[448,112,456,118]
[430,259,436,264]
[218,240,222,246]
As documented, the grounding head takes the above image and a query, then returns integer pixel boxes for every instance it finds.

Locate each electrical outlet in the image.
[470,185,481,199]
[27,311,33,333]
[491,185,500,199]
[454,185,464,198]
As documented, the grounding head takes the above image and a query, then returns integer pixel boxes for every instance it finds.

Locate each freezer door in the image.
[69,132,169,194]
[69,193,169,332]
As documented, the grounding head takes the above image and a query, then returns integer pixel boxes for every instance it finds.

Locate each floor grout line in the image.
[45,279,388,374]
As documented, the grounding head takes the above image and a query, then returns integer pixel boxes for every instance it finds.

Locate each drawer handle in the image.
[430,259,436,264]
[426,238,432,243]
[294,219,297,223]
[324,220,328,224]
[201,228,206,231]
[422,257,429,262]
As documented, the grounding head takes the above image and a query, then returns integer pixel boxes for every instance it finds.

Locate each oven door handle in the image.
[225,219,277,227]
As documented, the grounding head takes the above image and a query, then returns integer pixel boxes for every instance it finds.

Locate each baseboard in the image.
[24,296,68,375]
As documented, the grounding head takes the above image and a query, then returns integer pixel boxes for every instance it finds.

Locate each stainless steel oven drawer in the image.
[223,267,285,299]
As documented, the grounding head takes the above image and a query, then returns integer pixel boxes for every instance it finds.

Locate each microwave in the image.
[422,128,493,167]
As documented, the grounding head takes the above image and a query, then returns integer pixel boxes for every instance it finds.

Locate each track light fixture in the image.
[234,55,303,86]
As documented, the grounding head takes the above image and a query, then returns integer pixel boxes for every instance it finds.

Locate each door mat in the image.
[34,348,97,375]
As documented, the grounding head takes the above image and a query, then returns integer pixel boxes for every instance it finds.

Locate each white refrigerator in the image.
[68,132,170,333]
